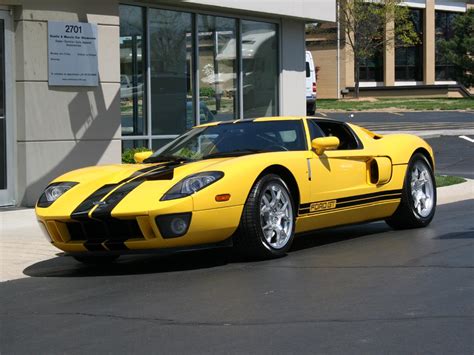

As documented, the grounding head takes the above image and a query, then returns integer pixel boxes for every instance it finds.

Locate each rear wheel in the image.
[386,153,436,229]
[73,255,119,264]
[234,174,296,259]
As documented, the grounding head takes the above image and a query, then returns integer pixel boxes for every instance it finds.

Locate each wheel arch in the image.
[256,165,301,208]
[412,147,435,170]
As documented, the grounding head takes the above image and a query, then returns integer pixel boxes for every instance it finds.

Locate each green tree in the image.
[339,0,419,98]
[438,9,474,88]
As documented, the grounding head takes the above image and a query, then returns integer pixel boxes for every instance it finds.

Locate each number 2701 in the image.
[65,25,82,34]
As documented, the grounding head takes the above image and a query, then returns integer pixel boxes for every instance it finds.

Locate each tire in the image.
[385,153,436,229]
[234,174,296,259]
[307,101,316,116]
[73,255,120,264]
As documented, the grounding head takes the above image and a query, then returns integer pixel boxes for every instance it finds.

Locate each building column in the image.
[384,18,395,86]
[424,0,435,84]
[280,19,306,115]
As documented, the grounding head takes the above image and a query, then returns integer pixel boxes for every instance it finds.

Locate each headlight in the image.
[161,172,224,201]
[37,182,78,207]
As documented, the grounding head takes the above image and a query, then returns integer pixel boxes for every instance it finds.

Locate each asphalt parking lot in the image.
[1,199,473,354]
[427,135,474,178]
[1,111,473,354]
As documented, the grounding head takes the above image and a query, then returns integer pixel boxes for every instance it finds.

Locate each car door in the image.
[297,119,393,232]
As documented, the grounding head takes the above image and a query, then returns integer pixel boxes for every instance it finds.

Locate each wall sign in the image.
[48,21,98,86]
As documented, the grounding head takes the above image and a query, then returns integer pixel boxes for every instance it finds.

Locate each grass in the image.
[435,174,466,187]
[317,98,474,111]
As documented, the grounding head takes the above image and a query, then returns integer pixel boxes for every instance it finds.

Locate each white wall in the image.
[280,19,306,116]
[178,0,336,21]
[12,0,121,206]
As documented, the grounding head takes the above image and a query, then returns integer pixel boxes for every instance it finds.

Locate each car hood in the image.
[37,157,234,218]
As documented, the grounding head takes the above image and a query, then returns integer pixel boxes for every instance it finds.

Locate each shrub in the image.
[122,147,152,164]
[199,86,216,98]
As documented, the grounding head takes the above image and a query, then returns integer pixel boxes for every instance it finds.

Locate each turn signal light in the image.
[215,194,231,202]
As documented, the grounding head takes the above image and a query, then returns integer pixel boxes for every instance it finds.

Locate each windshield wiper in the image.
[143,155,191,164]
[202,149,267,160]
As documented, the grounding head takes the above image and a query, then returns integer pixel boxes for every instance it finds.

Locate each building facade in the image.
[0,0,335,207]
[307,0,472,99]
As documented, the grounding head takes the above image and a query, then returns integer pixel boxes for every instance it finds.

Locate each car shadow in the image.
[22,221,391,278]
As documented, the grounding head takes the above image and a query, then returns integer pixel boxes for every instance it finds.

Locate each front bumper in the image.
[37,204,243,254]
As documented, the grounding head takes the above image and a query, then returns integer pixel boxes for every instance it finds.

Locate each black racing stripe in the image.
[335,194,401,209]
[127,165,164,179]
[71,184,120,220]
[336,194,402,209]
[146,169,174,180]
[70,164,176,221]
[298,190,402,216]
[91,180,145,219]
[298,189,402,213]
[336,189,402,203]
[91,164,179,219]
[298,195,401,216]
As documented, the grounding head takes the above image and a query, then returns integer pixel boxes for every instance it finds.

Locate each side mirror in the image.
[134,151,153,164]
[311,137,340,155]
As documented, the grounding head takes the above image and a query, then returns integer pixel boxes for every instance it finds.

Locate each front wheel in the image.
[386,153,436,229]
[234,174,296,259]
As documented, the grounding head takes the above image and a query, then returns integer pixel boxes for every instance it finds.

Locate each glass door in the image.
[0,10,14,206]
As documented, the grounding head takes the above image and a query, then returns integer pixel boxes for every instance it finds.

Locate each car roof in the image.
[195,116,335,128]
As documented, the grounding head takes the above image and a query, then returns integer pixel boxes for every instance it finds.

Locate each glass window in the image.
[308,120,325,140]
[122,139,148,152]
[152,138,174,151]
[395,8,423,81]
[119,5,146,136]
[313,121,360,150]
[119,6,281,154]
[0,20,3,119]
[242,20,278,118]
[149,9,193,135]
[0,19,5,190]
[435,11,460,81]
[358,50,383,82]
[198,15,237,123]
[150,120,306,161]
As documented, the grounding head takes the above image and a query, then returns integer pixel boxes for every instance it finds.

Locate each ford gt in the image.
[36,117,436,263]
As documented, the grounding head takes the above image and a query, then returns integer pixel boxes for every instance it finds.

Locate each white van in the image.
[305,51,317,115]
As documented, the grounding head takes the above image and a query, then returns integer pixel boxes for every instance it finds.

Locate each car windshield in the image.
[146,120,307,162]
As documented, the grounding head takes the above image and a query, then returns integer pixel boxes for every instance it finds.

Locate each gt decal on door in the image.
[310,200,336,212]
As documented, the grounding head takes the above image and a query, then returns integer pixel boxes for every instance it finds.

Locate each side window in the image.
[317,121,360,150]
[308,120,325,140]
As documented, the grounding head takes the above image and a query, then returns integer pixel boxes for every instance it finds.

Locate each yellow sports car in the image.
[36,117,436,263]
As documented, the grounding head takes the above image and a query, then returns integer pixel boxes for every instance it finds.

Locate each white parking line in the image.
[459,135,474,143]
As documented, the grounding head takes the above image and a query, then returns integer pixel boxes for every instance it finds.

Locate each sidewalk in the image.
[1,180,473,283]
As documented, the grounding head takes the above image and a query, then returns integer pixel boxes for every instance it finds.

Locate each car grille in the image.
[66,219,144,241]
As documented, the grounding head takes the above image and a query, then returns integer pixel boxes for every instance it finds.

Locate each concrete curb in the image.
[437,178,474,205]
[376,129,474,138]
